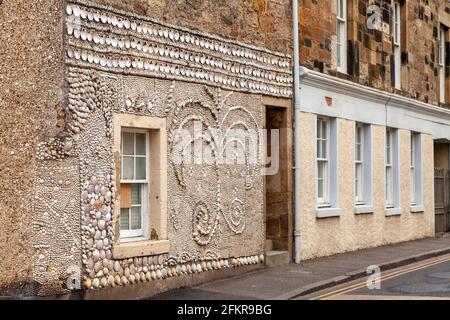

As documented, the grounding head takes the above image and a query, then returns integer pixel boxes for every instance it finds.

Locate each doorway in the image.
[264,102,292,261]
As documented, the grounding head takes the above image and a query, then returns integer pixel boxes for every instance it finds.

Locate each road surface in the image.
[304,254,450,300]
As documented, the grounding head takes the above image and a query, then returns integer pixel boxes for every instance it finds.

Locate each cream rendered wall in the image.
[300,112,434,260]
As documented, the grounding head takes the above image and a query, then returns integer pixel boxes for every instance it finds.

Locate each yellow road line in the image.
[311,256,450,300]
[310,255,450,300]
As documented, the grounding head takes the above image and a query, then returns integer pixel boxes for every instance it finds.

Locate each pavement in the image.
[151,235,450,300]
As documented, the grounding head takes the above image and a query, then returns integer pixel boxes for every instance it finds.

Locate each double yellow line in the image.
[310,255,450,300]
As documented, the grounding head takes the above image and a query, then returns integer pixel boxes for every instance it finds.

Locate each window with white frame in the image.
[410,132,423,207]
[439,26,446,104]
[120,129,149,239]
[317,118,330,206]
[385,127,401,214]
[410,133,416,205]
[393,1,401,89]
[336,0,347,73]
[355,124,364,204]
[385,128,394,207]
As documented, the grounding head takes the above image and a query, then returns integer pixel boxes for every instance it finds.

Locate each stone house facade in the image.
[1,0,450,299]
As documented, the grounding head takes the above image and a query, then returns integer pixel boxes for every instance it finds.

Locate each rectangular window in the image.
[385,128,394,207]
[316,117,341,218]
[410,132,423,210]
[120,130,149,239]
[336,0,347,73]
[393,2,401,90]
[355,124,364,204]
[385,128,402,215]
[317,118,330,206]
[439,26,446,104]
[410,133,416,204]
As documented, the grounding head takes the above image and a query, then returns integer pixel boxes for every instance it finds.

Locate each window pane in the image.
[130,207,142,230]
[322,140,327,158]
[120,208,130,230]
[122,132,134,155]
[317,139,321,158]
[136,157,147,180]
[122,156,134,180]
[131,184,142,205]
[318,179,323,198]
[318,162,324,179]
[322,121,327,140]
[356,144,361,161]
[317,119,322,139]
[136,133,147,155]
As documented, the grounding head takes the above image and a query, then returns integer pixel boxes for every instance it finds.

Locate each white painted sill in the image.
[410,205,425,213]
[385,207,403,216]
[316,207,341,218]
[355,205,375,215]
[112,239,170,259]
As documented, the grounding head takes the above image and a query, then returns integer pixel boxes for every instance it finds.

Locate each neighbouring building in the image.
[1,0,450,299]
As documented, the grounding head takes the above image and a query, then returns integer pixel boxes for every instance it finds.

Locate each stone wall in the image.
[86,0,293,54]
[299,0,450,107]
[24,0,292,295]
[0,0,64,294]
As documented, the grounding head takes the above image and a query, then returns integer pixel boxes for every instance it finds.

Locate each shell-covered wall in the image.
[30,1,292,295]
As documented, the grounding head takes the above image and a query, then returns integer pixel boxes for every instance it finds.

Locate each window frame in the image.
[410,132,424,211]
[112,113,169,259]
[410,132,416,205]
[120,129,150,240]
[355,123,364,204]
[336,0,347,73]
[393,1,401,90]
[317,117,330,206]
[385,128,394,207]
[439,26,446,104]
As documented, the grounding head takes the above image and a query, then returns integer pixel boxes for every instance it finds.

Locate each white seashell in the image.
[72,5,81,17]
[137,25,142,33]
[131,22,137,30]
[67,48,74,58]
[66,5,73,15]
[92,278,100,288]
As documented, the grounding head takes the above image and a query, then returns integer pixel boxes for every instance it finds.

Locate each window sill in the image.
[112,239,170,259]
[410,205,425,213]
[316,207,341,218]
[355,205,375,215]
[385,207,403,216]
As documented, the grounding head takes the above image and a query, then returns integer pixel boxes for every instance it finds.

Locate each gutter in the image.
[292,0,302,264]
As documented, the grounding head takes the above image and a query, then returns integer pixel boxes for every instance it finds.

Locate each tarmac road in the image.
[304,254,450,300]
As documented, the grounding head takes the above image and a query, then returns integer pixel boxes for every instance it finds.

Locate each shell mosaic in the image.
[65,0,292,98]
[32,1,290,294]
